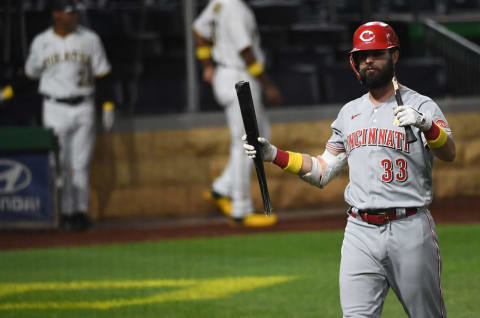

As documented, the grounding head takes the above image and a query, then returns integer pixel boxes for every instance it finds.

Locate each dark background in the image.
[1,0,480,124]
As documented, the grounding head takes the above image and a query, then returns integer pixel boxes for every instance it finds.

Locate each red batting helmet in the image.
[349,21,400,80]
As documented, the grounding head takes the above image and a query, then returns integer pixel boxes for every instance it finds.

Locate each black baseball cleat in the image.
[71,212,92,231]
[59,214,73,230]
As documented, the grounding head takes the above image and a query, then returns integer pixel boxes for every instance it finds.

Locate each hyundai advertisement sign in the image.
[0,154,56,228]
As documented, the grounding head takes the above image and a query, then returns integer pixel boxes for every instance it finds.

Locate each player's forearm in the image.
[271,148,346,189]
[193,30,214,68]
[96,72,115,103]
[240,47,282,104]
[272,149,332,176]
[1,75,38,101]
[246,138,346,187]
[242,51,271,88]
[271,148,309,175]
[431,135,456,162]
[300,154,313,175]
[423,121,456,162]
[240,47,266,82]
[298,153,330,176]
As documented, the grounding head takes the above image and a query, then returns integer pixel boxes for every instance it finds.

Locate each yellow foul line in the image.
[0,276,295,310]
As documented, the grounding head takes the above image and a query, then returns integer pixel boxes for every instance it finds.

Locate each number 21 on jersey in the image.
[77,67,93,87]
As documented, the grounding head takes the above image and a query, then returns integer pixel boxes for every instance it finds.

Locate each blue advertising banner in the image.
[0,153,56,227]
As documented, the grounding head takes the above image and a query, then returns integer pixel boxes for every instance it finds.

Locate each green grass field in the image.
[1,224,479,318]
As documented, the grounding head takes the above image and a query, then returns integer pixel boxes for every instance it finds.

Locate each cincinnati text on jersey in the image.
[344,128,409,154]
[42,51,92,68]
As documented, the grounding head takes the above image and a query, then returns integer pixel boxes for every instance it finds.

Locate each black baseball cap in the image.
[51,0,84,13]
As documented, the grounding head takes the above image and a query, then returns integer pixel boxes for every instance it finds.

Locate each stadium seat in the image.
[448,0,479,10]
[288,23,349,51]
[318,62,366,104]
[250,1,301,26]
[270,63,322,106]
[395,57,446,98]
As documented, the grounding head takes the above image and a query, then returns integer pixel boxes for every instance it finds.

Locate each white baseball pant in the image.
[42,97,95,215]
[210,66,270,218]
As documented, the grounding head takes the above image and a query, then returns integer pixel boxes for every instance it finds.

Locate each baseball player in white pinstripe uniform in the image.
[193,0,283,227]
[22,0,115,230]
[244,21,455,317]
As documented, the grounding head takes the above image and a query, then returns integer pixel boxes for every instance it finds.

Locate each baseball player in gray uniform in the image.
[244,21,455,317]
[193,0,283,227]
[23,0,115,230]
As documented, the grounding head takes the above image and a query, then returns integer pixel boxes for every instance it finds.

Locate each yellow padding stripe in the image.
[284,151,303,174]
[102,101,115,111]
[196,46,211,60]
[427,127,448,149]
[247,62,264,77]
[1,85,14,100]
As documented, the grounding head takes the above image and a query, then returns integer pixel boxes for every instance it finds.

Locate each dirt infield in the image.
[1,197,479,251]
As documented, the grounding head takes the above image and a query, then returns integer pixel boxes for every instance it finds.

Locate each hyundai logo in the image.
[0,160,32,194]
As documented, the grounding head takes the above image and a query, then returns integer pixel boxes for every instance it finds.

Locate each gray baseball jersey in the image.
[328,86,449,317]
[326,86,452,210]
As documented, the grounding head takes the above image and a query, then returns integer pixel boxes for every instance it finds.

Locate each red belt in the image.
[349,208,418,225]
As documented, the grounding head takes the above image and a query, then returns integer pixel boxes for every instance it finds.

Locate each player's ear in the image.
[391,48,400,64]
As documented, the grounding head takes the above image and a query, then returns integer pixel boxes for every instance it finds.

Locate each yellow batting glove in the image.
[1,85,14,101]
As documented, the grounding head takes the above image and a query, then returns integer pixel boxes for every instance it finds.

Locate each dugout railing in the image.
[423,18,480,97]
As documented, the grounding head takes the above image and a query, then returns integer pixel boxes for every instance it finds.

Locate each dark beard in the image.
[359,58,394,89]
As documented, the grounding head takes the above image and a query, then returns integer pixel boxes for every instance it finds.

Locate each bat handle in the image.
[392,78,417,143]
[405,125,417,143]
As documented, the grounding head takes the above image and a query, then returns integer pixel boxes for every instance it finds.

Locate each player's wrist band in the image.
[274,149,303,174]
[247,62,264,77]
[196,46,212,60]
[102,101,115,111]
[424,121,448,148]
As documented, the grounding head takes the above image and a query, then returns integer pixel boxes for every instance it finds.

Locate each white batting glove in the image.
[102,107,115,131]
[242,135,277,162]
[393,105,432,132]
